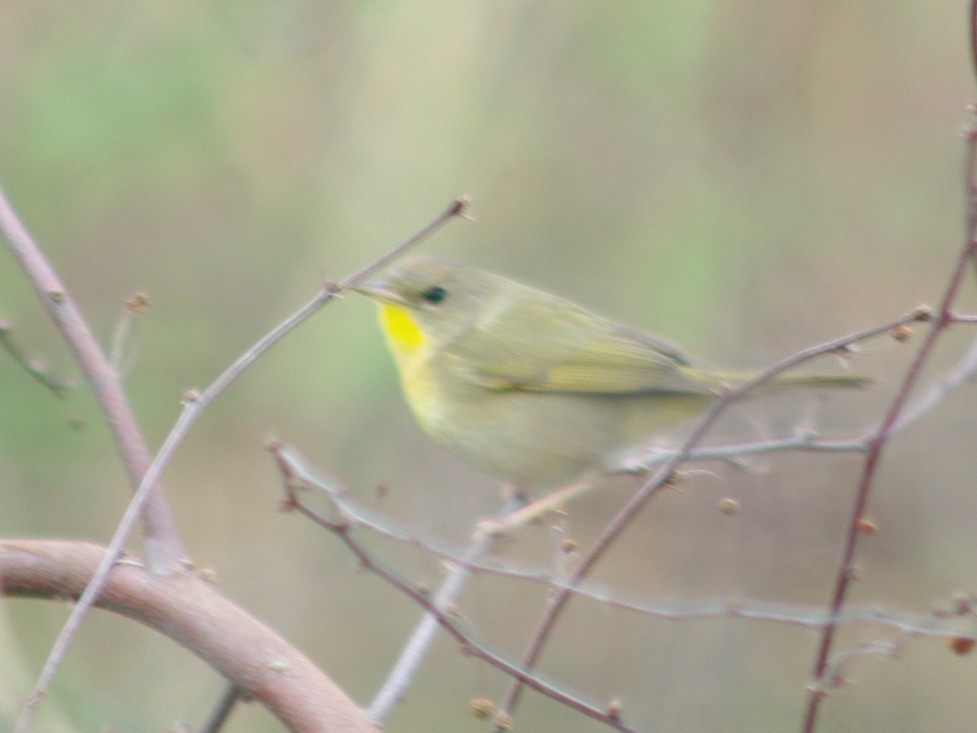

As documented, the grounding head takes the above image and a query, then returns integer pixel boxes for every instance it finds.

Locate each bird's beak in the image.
[351,280,407,306]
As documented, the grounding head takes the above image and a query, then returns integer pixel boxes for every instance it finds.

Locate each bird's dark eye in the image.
[421,285,448,304]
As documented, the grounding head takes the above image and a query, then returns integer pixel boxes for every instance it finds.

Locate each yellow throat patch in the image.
[378,303,425,356]
[377,303,441,427]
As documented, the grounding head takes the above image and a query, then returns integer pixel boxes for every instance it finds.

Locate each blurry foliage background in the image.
[0,2,975,732]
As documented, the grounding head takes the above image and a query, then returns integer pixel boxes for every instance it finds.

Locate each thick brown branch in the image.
[0,539,377,733]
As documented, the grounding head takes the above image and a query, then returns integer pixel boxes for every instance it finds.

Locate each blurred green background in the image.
[1,2,975,731]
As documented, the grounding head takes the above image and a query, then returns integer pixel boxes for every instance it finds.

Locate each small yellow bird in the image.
[355,258,866,491]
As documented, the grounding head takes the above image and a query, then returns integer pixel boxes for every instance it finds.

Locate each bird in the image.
[355,257,866,492]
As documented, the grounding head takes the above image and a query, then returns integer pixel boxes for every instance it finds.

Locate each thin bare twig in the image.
[799,109,977,733]
[0,318,72,397]
[366,499,520,724]
[109,291,150,377]
[199,685,243,733]
[272,443,977,641]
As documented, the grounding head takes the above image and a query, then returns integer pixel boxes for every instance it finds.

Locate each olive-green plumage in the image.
[356,258,866,489]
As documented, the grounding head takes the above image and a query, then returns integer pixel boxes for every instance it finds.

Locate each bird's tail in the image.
[724,371,871,392]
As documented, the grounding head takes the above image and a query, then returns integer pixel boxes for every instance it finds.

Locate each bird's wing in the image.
[453,306,717,395]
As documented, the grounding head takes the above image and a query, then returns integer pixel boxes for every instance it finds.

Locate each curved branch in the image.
[0,539,377,733]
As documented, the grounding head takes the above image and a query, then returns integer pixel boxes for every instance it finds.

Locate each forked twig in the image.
[270,443,642,732]
[799,73,977,733]
[0,184,184,573]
